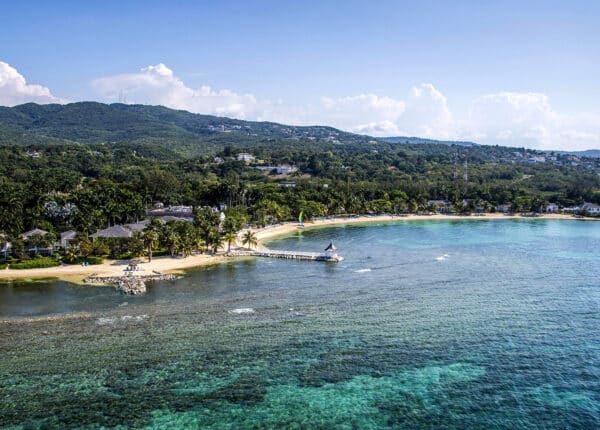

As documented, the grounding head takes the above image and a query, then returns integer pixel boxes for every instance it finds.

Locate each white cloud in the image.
[0,62,65,106]
[314,93,406,135]
[397,83,455,138]
[309,84,457,140]
[467,92,600,149]
[92,63,264,119]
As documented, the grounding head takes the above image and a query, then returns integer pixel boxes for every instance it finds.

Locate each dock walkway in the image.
[227,249,343,262]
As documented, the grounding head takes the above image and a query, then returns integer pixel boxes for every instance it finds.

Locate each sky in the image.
[1,0,600,150]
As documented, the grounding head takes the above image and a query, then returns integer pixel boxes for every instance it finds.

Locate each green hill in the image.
[0,102,374,155]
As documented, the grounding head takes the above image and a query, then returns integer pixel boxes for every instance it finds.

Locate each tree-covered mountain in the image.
[0,102,375,155]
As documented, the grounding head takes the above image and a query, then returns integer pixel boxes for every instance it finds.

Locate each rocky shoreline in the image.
[83,272,178,295]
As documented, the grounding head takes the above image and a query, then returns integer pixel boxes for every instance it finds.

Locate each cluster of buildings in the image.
[0,205,221,258]
[425,200,600,216]
[511,151,598,169]
[495,202,600,215]
[562,202,600,215]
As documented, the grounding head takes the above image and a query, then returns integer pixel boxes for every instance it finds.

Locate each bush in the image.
[151,249,170,257]
[61,255,104,265]
[0,263,6,270]
[84,256,103,265]
[10,257,60,270]
[111,252,133,260]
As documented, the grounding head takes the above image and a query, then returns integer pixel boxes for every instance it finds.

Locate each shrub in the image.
[0,263,6,270]
[61,255,104,265]
[10,257,60,270]
[111,252,133,260]
[84,256,103,265]
[151,249,169,257]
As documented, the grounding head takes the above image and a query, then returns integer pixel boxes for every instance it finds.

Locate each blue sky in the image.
[1,1,600,149]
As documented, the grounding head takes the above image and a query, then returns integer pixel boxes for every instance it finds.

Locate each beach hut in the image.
[324,241,337,252]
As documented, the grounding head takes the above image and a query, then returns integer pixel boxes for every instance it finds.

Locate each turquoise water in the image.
[1,219,600,428]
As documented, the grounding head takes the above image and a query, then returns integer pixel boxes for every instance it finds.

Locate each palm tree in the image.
[209,231,223,254]
[194,236,206,254]
[165,230,180,257]
[224,232,237,253]
[180,240,193,257]
[64,245,79,264]
[143,229,160,262]
[241,231,258,249]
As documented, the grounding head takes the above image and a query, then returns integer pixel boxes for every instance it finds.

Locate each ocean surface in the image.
[1,219,600,429]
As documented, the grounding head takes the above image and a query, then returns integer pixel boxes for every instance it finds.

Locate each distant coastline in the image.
[0,213,596,283]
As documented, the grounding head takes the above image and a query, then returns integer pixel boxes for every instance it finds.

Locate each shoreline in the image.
[252,212,597,243]
[0,213,595,283]
[0,254,228,284]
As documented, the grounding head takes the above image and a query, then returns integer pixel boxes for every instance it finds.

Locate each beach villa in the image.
[581,202,600,215]
[90,225,134,240]
[22,228,49,240]
[237,153,256,163]
[60,230,77,250]
[496,204,512,214]
[563,202,600,216]
[426,200,451,213]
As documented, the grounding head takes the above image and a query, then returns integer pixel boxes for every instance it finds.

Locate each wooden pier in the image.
[227,249,344,262]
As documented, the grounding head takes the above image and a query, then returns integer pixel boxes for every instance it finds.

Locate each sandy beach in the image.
[0,253,227,283]
[0,213,593,283]
[252,212,592,242]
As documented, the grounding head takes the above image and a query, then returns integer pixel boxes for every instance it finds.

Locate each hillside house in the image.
[237,153,256,163]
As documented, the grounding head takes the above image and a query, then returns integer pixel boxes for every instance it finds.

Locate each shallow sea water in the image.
[1,219,600,429]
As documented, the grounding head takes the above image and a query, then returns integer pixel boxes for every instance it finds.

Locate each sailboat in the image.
[298,211,304,228]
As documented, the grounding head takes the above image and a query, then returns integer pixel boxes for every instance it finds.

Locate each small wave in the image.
[95,314,148,326]
[95,317,116,326]
[229,308,256,315]
[435,256,446,261]
[121,315,148,322]
[354,268,372,273]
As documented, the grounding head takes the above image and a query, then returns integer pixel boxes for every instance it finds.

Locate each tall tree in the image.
[223,232,237,253]
[241,231,258,249]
